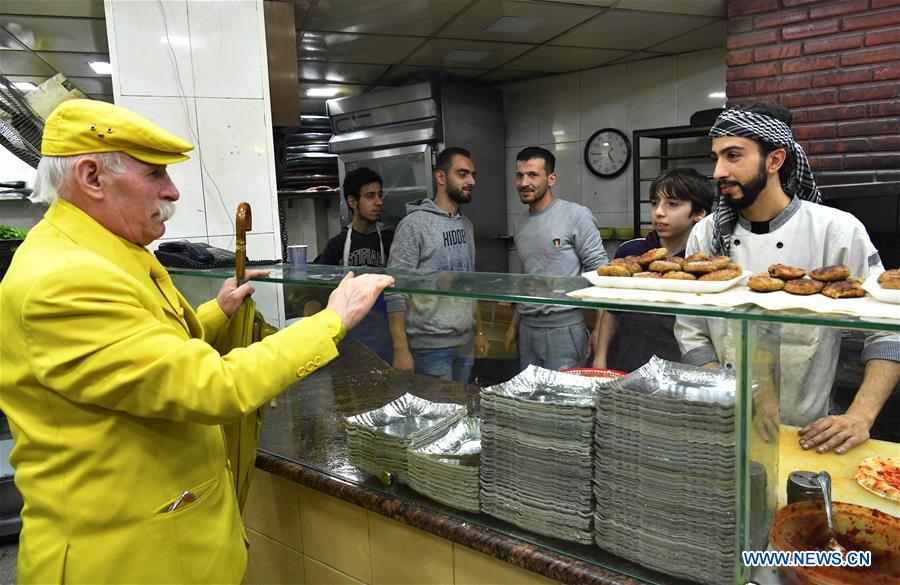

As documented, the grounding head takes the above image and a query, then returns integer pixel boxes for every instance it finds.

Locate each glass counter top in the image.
[168,264,900,332]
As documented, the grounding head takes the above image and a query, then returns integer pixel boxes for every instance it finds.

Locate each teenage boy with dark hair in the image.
[315,167,393,266]
[594,168,714,372]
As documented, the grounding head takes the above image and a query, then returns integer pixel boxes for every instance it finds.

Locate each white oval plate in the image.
[862,273,900,304]
[582,269,752,294]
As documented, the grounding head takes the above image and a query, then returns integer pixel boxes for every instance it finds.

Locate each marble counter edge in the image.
[255,451,645,585]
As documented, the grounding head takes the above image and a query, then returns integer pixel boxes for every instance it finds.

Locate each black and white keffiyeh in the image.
[708,108,822,256]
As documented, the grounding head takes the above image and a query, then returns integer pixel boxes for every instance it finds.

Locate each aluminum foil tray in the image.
[410,417,480,466]
[345,393,466,439]
[481,364,610,407]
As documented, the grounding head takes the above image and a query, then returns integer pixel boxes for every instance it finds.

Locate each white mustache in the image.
[157,201,176,222]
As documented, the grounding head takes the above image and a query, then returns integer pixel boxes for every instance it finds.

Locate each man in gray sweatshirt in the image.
[386,147,490,382]
[504,147,608,371]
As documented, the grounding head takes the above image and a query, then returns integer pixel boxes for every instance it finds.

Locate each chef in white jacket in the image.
[675,103,899,455]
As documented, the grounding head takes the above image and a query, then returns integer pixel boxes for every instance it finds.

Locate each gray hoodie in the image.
[386,198,476,349]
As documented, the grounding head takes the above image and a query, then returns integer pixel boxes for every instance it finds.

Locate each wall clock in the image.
[584,128,631,178]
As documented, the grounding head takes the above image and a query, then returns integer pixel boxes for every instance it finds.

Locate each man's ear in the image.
[767,147,787,175]
[547,172,557,188]
[71,156,105,201]
[434,169,446,187]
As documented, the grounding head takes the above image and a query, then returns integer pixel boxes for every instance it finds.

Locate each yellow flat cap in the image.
[41,99,194,165]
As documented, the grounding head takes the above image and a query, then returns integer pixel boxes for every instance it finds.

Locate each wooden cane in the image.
[235,202,252,283]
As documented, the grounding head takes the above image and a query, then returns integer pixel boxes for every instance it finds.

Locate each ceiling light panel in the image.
[485,16,545,34]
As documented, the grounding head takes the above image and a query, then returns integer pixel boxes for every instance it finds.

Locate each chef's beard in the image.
[721,161,768,211]
[157,201,176,222]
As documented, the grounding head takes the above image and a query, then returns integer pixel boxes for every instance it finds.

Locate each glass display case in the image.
[170,264,899,585]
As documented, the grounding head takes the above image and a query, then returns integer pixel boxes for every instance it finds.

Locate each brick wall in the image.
[725,0,900,187]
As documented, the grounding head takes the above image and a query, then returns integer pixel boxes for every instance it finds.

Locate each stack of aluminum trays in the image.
[407,417,481,512]
[593,357,737,585]
[345,393,466,483]
[480,365,613,544]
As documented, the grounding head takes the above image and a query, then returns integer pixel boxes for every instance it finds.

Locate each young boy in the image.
[315,167,393,266]
[593,168,714,372]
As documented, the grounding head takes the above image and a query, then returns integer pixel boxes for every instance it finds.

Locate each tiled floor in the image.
[0,540,17,584]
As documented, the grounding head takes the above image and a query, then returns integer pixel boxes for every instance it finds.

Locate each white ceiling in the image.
[0,0,726,107]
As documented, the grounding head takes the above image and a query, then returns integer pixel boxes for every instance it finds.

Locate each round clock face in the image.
[584,128,631,178]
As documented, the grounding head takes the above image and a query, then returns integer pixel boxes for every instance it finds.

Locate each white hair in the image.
[31,152,128,205]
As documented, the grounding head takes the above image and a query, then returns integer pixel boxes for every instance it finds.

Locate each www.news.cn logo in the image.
[742,549,872,568]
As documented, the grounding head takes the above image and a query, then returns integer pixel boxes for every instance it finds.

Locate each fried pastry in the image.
[877,269,900,289]
[648,260,682,273]
[611,257,642,274]
[683,260,718,274]
[632,271,662,278]
[768,263,806,280]
[665,256,685,266]
[699,268,742,281]
[598,264,632,277]
[810,264,850,282]
[710,255,732,270]
[749,274,785,292]
[638,247,668,266]
[822,280,865,299]
[684,251,709,263]
[662,271,696,280]
[784,278,824,295]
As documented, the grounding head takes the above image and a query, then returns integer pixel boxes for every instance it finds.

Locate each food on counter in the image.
[783,278,825,295]
[610,257,642,274]
[699,267,743,281]
[878,269,900,290]
[683,260,718,274]
[598,264,632,277]
[662,271,696,280]
[822,280,865,299]
[648,259,681,273]
[638,247,668,266]
[597,252,742,284]
[855,455,900,502]
[749,274,785,292]
[768,263,806,280]
[810,264,851,282]
[684,251,709,263]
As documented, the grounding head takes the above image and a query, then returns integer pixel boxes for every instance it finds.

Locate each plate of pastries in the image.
[748,263,892,300]
[862,269,900,304]
[586,249,751,293]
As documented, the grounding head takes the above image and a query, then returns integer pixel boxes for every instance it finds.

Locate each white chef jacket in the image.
[675,197,898,425]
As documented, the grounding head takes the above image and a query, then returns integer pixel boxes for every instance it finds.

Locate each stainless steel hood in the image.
[327,82,441,153]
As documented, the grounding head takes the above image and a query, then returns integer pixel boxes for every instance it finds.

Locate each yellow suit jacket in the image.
[0,199,344,583]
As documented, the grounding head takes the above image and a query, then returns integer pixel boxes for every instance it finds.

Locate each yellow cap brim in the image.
[124,148,190,165]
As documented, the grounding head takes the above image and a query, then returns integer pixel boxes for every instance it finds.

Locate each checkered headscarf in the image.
[708,108,821,256]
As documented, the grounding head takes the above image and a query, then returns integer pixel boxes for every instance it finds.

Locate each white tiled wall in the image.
[105,0,280,263]
[500,48,726,251]
[105,0,283,323]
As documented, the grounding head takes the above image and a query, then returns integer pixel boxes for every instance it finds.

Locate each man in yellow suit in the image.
[0,99,394,583]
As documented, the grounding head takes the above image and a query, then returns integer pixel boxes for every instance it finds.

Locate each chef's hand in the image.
[752,392,779,444]
[393,347,414,373]
[798,413,870,455]
[475,333,491,359]
[216,269,270,317]
[326,272,395,330]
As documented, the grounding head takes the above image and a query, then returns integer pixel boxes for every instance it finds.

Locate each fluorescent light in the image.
[485,16,545,34]
[13,82,37,92]
[443,50,492,63]
[708,92,726,99]
[89,61,112,75]
[306,87,340,97]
